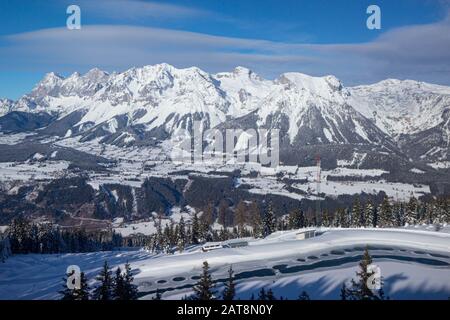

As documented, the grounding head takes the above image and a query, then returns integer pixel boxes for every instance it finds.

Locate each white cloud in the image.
[0,13,449,86]
[79,0,209,20]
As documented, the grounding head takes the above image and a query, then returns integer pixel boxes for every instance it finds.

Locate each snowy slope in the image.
[1,228,449,300]
[0,99,14,117]
[349,79,450,136]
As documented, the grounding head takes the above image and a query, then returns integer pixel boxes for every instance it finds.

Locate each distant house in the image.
[201,242,223,252]
[295,229,316,240]
[223,239,249,248]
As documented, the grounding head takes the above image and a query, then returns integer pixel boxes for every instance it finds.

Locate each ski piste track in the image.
[1,227,449,299]
[134,228,450,298]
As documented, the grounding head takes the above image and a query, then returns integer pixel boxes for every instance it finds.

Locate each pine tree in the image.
[258,287,267,300]
[122,262,138,300]
[321,209,331,227]
[0,235,11,262]
[191,213,200,244]
[152,288,162,300]
[266,288,276,300]
[60,270,89,300]
[340,283,348,300]
[178,216,187,252]
[201,203,214,241]
[218,200,229,227]
[298,291,310,300]
[364,201,375,227]
[92,260,114,300]
[262,203,276,237]
[337,208,348,228]
[344,247,386,300]
[192,261,216,300]
[379,196,393,227]
[288,208,305,230]
[405,196,418,225]
[351,197,362,227]
[234,200,247,236]
[113,267,125,300]
[222,265,235,300]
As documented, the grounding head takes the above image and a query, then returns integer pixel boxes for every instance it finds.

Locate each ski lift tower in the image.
[315,155,321,225]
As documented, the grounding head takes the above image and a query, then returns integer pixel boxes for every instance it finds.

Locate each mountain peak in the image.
[40,72,64,83]
[276,72,345,99]
[85,68,109,79]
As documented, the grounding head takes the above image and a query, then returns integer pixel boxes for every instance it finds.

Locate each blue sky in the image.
[0,0,449,99]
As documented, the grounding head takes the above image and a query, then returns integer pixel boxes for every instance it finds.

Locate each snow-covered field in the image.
[0,131,432,202]
[0,161,69,182]
[1,228,449,300]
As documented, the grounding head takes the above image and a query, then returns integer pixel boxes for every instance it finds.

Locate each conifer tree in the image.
[191,213,200,244]
[234,200,247,236]
[153,288,162,300]
[178,216,187,252]
[363,201,375,227]
[113,267,125,300]
[122,262,138,300]
[262,203,276,237]
[258,287,267,300]
[405,196,418,225]
[351,197,362,227]
[298,291,310,300]
[60,270,89,300]
[92,260,114,300]
[222,265,236,300]
[337,208,348,228]
[379,197,393,227]
[0,235,11,262]
[344,247,386,300]
[340,283,348,300]
[192,261,216,300]
[266,288,276,300]
[288,208,305,230]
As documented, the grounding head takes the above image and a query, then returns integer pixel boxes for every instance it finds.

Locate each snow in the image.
[349,79,450,136]
[1,228,449,300]
[0,161,70,182]
[323,128,333,142]
[293,180,429,200]
[429,161,450,169]
[410,168,425,174]
[326,168,388,178]
[32,153,45,160]
[114,221,158,237]
[0,133,36,145]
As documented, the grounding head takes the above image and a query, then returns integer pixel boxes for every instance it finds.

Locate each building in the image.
[295,229,316,240]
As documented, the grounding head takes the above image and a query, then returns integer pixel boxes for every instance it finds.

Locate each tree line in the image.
[1,195,448,260]
[5,217,123,255]
[60,261,138,300]
[146,195,449,254]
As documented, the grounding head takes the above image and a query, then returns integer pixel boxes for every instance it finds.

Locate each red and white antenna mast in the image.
[316,155,321,224]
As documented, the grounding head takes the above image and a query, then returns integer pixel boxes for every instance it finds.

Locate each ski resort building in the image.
[295,229,316,240]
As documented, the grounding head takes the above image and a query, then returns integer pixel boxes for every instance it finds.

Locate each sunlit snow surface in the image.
[0,134,430,202]
[1,228,449,300]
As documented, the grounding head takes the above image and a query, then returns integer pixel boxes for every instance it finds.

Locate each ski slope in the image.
[0,228,449,300]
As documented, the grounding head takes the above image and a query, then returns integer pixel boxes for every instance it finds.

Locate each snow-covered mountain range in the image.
[0,63,449,163]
